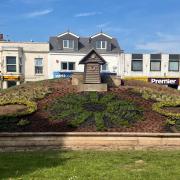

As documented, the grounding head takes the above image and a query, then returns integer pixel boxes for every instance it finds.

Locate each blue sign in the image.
[53,71,73,78]
[53,71,117,79]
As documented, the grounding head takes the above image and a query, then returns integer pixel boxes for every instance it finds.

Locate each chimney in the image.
[0,34,3,41]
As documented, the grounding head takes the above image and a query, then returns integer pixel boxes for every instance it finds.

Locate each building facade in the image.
[0,31,180,89]
[48,32,121,79]
[0,36,49,88]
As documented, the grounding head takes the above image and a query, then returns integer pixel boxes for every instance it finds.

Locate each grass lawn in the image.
[0,150,180,180]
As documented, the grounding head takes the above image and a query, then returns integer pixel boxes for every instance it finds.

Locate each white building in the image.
[0,31,180,89]
[0,34,49,88]
[48,32,121,79]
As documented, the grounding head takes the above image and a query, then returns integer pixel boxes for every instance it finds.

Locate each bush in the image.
[152,101,180,120]
[0,81,52,119]
[0,98,37,119]
[17,119,30,126]
[133,87,179,102]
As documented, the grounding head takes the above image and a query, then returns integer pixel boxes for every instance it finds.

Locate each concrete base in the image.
[1,132,180,151]
[78,83,107,92]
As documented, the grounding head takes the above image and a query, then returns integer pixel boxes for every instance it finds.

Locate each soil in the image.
[0,105,27,115]
[1,79,168,133]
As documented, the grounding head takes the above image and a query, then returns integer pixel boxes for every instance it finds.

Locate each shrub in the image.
[0,98,37,119]
[152,101,180,120]
[133,87,179,102]
[17,119,30,126]
[0,81,52,119]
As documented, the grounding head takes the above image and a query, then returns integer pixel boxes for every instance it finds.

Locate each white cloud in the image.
[74,12,102,17]
[26,9,53,18]
[136,42,180,53]
[136,32,180,53]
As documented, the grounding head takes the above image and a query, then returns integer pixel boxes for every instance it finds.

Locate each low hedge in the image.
[152,101,180,119]
[0,98,37,119]
[133,87,179,102]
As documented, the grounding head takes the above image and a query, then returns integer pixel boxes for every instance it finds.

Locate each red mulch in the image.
[13,80,167,133]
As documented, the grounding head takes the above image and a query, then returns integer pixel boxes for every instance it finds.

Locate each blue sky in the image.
[1,0,180,53]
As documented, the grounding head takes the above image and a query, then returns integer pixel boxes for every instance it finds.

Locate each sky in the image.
[1,0,180,53]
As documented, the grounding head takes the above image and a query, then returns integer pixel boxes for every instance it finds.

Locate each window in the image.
[131,54,143,71]
[63,40,74,48]
[169,60,179,71]
[95,41,107,49]
[150,61,161,71]
[61,62,75,71]
[150,54,161,71]
[101,64,108,71]
[35,58,43,74]
[169,55,179,71]
[6,56,16,72]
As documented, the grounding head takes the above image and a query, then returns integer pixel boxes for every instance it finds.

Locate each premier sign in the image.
[148,78,179,85]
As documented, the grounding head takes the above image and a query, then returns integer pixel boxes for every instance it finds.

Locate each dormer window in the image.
[63,40,74,49]
[95,41,107,49]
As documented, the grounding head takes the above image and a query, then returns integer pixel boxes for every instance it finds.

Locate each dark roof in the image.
[49,34,121,54]
[79,49,106,64]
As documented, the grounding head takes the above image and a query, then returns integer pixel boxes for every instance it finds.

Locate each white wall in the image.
[48,53,120,79]
[121,53,180,78]
[0,41,49,82]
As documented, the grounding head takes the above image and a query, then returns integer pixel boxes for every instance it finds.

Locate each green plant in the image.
[0,81,52,119]
[47,92,143,131]
[133,87,179,102]
[17,119,30,126]
[0,98,37,119]
[166,118,176,125]
[152,101,180,119]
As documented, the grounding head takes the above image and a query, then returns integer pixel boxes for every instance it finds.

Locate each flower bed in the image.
[129,81,180,132]
[47,92,143,131]
[0,98,37,119]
